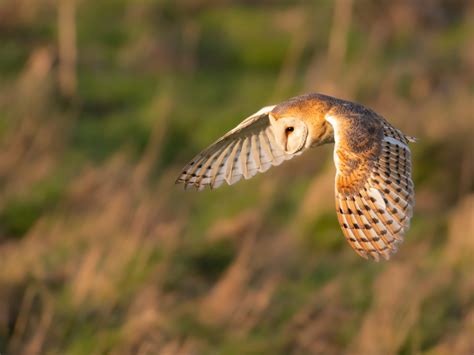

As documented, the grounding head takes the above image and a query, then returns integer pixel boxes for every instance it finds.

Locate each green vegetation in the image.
[0,1,472,354]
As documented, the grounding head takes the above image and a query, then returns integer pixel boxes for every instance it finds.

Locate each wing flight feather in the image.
[176,106,300,190]
[326,112,415,260]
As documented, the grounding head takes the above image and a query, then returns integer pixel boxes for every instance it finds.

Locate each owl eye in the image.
[286,127,294,133]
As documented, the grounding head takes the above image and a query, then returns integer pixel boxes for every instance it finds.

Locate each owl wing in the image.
[326,112,415,261]
[176,106,303,190]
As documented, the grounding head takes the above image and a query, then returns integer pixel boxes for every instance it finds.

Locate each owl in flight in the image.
[176,93,415,261]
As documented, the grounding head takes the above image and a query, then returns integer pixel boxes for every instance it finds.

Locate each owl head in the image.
[269,95,335,153]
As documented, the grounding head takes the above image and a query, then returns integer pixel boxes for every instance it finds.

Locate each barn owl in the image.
[176,93,416,261]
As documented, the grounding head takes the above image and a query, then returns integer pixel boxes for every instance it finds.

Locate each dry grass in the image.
[0,1,473,354]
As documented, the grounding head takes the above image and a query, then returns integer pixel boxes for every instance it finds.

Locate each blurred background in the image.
[0,0,473,354]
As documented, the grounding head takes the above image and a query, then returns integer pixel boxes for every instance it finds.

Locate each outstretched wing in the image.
[326,112,415,261]
[176,106,300,190]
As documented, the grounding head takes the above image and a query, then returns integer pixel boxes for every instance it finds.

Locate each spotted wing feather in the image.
[176,106,296,190]
[327,112,415,261]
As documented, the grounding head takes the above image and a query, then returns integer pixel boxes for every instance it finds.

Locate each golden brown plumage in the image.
[176,93,416,261]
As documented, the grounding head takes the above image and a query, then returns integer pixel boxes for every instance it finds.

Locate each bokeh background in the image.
[0,0,473,354]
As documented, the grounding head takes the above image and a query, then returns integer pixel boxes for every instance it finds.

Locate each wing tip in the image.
[354,246,395,262]
[175,175,217,192]
[362,248,395,262]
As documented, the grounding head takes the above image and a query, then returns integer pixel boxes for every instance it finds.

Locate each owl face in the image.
[269,115,309,154]
[270,99,336,151]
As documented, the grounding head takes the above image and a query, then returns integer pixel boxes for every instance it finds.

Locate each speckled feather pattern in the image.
[176,93,416,261]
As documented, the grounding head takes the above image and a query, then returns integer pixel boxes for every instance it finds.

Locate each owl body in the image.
[176,93,416,261]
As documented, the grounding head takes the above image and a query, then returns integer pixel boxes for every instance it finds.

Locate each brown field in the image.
[0,1,473,354]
